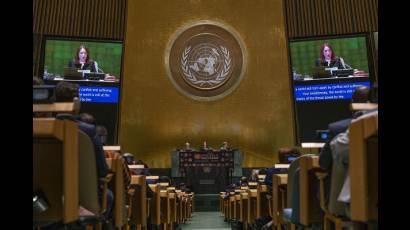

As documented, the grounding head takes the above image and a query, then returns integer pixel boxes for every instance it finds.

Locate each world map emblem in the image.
[166,21,246,101]
[181,43,231,90]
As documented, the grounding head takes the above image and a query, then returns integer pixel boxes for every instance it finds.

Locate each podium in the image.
[171,149,242,194]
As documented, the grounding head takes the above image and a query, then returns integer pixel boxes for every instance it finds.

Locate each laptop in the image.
[331,69,354,77]
[84,72,106,81]
[312,66,333,79]
[63,67,84,80]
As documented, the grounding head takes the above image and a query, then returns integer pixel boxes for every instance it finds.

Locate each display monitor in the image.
[43,38,123,81]
[40,37,124,144]
[288,34,374,143]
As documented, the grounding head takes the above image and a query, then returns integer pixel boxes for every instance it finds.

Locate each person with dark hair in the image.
[264,148,297,189]
[258,168,267,176]
[79,113,96,125]
[315,43,348,69]
[278,147,301,164]
[68,44,117,81]
[351,86,370,103]
[55,81,80,102]
[68,44,97,73]
[237,176,248,186]
[136,159,149,169]
[53,81,114,229]
[123,153,136,165]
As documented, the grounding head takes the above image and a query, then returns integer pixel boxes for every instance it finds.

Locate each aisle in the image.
[179,211,231,230]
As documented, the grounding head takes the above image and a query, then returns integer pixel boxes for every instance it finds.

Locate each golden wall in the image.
[119,0,295,168]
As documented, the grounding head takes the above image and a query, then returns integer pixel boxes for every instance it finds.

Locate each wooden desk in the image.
[130,175,147,228]
[148,184,161,225]
[248,189,257,224]
[349,113,378,222]
[111,155,128,228]
[33,118,78,223]
[33,102,78,114]
[299,155,319,226]
[274,164,290,169]
[256,184,269,218]
[169,192,177,223]
[240,192,249,223]
[272,174,288,227]
[103,146,121,151]
[229,195,235,220]
[160,190,171,225]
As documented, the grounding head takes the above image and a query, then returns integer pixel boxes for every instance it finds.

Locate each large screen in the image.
[43,38,123,81]
[41,37,124,145]
[289,34,374,143]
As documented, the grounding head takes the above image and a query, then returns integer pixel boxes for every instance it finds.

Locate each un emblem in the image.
[181,43,231,90]
[166,21,246,101]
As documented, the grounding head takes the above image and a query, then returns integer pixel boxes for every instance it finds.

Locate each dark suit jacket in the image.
[319,118,351,171]
[68,59,97,72]
[318,118,351,206]
[315,57,345,69]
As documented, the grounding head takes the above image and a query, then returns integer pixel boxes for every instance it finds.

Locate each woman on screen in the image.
[315,43,349,69]
[68,44,117,81]
[68,44,98,72]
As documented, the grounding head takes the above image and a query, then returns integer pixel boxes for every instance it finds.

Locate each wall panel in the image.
[33,0,126,40]
[120,0,295,168]
[285,0,378,38]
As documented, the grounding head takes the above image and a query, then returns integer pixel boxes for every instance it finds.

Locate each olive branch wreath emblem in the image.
[181,45,231,87]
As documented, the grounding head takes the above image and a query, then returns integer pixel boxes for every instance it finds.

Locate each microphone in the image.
[94,61,105,73]
[340,57,352,69]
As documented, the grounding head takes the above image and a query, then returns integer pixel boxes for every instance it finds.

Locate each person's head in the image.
[122,153,135,165]
[79,113,95,125]
[33,76,44,85]
[278,147,301,163]
[240,176,248,184]
[351,86,370,103]
[135,159,149,168]
[350,86,374,119]
[75,44,90,63]
[55,81,79,102]
[96,125,108,145]
[258,168,267,175]
[320,43,335,62]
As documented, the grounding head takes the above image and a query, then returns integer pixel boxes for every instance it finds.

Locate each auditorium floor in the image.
[179,211,231,230]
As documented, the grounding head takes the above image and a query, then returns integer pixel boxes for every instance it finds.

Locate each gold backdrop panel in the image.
[120,0,295,168]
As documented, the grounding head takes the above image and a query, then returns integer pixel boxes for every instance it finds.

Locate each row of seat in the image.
[33,102,195,229]
[220,112,378,229]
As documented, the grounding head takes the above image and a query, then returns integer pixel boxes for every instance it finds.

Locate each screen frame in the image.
[40,35,125,80]
[39,35,126,145]
[287,32,377,145]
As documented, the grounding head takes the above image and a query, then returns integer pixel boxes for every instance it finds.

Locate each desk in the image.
[172,149,242,194]
[45,78,119,86]
[294,75,369,84]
